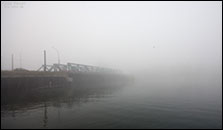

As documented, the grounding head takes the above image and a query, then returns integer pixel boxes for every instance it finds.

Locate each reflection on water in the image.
[43,103,47,128]
[1,83,124,129]
[1,74,222,129]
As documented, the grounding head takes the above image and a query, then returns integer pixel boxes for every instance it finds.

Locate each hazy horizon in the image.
[1,2,222,129]
[1,1,222,75]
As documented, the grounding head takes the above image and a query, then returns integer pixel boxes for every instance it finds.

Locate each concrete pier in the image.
[1,70,132,91]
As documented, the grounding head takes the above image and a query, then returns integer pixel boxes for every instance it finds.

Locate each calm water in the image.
[1,72,222,129]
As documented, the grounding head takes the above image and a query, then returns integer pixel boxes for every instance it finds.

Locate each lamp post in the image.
[52,46,60,64]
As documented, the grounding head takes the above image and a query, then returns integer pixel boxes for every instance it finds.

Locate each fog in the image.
[1,2,222,129]
[2,1,222,87]
[2,1,222,94]
[1,1,221,73]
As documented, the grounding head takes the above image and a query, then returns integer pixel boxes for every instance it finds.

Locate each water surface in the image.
[1,71,222,129]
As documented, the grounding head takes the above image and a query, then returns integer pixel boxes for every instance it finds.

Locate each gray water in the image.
[1,71,222,129]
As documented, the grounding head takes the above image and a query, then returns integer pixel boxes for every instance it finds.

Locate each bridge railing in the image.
[38,62,121,73]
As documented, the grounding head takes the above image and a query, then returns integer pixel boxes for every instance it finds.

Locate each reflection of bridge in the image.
[37,62,121,73]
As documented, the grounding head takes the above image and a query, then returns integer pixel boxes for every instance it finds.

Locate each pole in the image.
[44,50,46,72]
[20,53,22,68]
[12,54,14,71]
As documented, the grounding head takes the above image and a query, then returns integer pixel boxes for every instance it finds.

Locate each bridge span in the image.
[1,63,132,92]
[37,62,121,73]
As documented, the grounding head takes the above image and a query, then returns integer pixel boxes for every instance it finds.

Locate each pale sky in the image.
[1,1,222,73]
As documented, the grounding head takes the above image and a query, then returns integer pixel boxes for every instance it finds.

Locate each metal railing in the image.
[37,62,121,73]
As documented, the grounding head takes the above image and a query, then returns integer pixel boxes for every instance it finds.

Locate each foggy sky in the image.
[1,1,222,73]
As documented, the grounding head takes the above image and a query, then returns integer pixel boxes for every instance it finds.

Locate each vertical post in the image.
[11,54,14,71]
[44,50,46,72]
[19,53,22,69]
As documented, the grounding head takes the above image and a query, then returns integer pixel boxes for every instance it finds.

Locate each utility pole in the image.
[11,54,14,71]
[44,50,46,72]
